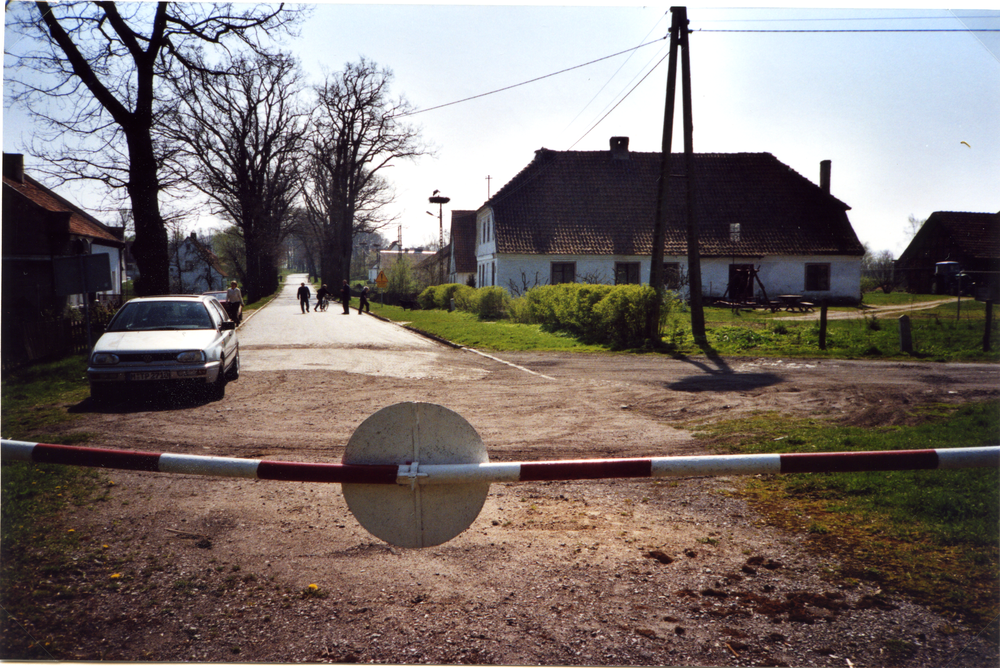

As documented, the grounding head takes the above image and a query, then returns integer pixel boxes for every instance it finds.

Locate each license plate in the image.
[127,371,171,382]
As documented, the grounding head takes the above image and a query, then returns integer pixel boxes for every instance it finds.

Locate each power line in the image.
[395,37,667,118]
[569,50,670,150]
[696,28,1000,33]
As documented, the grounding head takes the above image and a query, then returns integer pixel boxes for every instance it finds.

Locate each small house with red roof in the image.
[474,137,865,303]
[2,153,126,320]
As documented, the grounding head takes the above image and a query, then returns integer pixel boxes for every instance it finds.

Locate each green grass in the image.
[1,355,92,438]
[694,401,1000,627]
[370,295,1000,361]
[370,303,605,352]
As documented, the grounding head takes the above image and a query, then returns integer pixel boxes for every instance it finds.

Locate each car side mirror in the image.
[221,321,236,331]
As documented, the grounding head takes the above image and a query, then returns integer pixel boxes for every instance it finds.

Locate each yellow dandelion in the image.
[308,584,319,590]
[102,544,109,549]
[67,529,74,532]
[110,573,122,579]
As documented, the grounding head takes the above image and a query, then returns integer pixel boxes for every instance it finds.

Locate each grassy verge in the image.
[1,356,110,658]
[369,302,606,352]
[692,401,1000,629]
[371,294,999,361]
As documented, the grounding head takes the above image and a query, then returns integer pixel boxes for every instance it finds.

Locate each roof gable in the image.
[905,211,1000,262]
[487,150,862,257]
[3,173,123,246]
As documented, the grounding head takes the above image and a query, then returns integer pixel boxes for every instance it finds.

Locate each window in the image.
[551,262,576,284]
[805,263,831,291]
[614,262,640,285]
[663,263,681,289]
[729,223,741,243]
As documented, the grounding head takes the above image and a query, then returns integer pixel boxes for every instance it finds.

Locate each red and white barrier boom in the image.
[3,403,998,548]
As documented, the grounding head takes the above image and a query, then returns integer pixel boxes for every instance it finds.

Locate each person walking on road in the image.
[297,282,311,313]
[358,284,371,314]
[340,280,352,314]
[225,280,244,324]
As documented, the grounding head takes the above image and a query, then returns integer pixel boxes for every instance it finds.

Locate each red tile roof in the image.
[3,173,123,245]
[449,210,477,273]
[488,150,863,257]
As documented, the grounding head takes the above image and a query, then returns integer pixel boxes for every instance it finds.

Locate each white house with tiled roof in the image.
[475,137,864,303]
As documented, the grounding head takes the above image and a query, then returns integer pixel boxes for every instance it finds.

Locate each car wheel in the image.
[225,349,240,381]
[208,358,227,401]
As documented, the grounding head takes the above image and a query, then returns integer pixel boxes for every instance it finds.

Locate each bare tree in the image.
[5,2,304,295]
[861,245,896,294]
[167,50,307,301]
[304,59,427,286]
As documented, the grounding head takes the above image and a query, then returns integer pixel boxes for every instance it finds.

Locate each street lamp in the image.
[428,191,450,249]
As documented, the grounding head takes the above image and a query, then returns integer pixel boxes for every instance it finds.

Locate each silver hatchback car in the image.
[87,295,239,402]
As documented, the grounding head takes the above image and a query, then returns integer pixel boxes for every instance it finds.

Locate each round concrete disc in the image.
[342,402,489,548]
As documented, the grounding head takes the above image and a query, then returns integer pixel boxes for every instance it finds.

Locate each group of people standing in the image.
[297,280,370,315]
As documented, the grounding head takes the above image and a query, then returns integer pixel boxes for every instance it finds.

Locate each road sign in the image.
[375,270,388,289]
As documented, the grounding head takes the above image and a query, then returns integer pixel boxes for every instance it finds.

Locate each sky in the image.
[3,3,999,258]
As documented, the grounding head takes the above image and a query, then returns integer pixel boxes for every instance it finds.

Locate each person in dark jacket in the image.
[316,284,330,311]
[340,280,351,314]
[297,282,311,313]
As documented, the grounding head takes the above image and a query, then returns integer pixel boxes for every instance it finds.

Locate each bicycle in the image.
[316,295,329,312]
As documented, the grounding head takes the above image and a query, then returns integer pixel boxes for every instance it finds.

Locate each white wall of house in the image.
[66,244,124,307]
[483,252,861,301]
[92,243,124,296]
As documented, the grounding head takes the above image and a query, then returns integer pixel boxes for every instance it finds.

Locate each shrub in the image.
[592,284,660,349]
[417,286,437,310]
[473,286,510,320]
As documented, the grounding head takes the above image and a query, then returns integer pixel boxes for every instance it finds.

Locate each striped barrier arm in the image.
[3,440,997,486]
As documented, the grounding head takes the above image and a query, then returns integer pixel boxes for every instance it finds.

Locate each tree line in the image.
[6,2,426,301]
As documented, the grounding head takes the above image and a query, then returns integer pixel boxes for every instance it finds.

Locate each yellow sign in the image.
[375,270,388,289]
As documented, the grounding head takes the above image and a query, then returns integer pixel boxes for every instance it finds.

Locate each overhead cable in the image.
[395,36,667,118]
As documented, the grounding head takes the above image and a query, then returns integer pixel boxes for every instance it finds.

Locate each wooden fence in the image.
[2,299,121,372]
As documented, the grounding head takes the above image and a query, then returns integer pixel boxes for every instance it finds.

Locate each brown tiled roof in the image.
[488,150,863,257]
[2,173,123,245]
[906,211,1000,261]
[449,210,477,273]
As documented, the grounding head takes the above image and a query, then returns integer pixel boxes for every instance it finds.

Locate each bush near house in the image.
[417,283,474,310]
[417,282,674,350]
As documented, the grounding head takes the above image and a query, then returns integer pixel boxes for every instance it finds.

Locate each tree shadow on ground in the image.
[667,346,782,393]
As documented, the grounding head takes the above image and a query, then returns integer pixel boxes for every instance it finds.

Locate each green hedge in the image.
[418,284,476,310]
[418,282,671,348]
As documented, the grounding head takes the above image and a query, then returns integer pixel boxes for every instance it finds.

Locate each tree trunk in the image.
[127,134,170,296]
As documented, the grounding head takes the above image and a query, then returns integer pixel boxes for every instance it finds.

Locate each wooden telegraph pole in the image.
[648,6,706,346]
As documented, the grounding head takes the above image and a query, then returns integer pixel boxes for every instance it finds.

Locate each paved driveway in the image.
[237,274,485,380]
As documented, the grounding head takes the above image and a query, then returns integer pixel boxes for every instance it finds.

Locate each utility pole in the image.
[648,6,706,346]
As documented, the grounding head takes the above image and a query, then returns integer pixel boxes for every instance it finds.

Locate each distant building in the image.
[896,211,1000,298]
[370,246,438,282]
[169,231,227,294]
[448,210,477,286]
[475,137,865,303]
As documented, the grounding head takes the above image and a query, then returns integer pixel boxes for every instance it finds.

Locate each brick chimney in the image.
[820,160,831,194]
[3,153,25,183]
[610,136,630,160]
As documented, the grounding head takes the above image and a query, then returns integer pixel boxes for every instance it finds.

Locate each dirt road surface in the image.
[13,276,999,665]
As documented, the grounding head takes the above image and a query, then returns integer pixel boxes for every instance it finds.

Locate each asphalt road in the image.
[237,273,484,380]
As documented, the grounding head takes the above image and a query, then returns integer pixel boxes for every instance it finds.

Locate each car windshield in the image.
[205,292,226,300]
[107,301,214,332]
